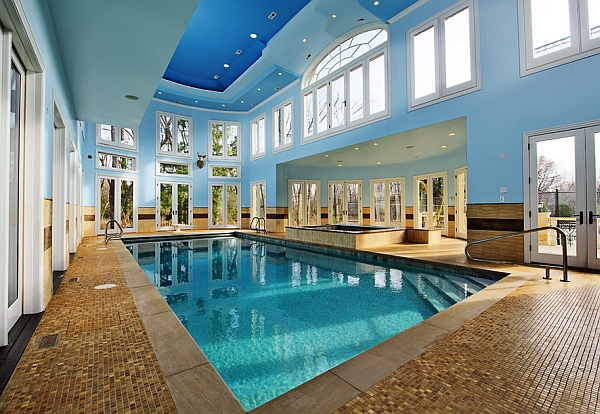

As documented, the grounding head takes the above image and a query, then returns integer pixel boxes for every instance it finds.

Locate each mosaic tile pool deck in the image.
[0,233,598,413]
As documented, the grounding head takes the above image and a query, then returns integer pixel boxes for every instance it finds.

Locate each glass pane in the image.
[304,92,314,137]
[445,7,472,88]
[413,26,437,100]
[588,0,600,40]
[531,0,571,58]
[259,184,266,219]
[347,184,360,224]
[177,119,190,155]
[160,162,189,175]
[121,127,135,147]
[178,184,189,225]
[212,123,224,157]
[227,185,239,226]
[100,177,116,230]
[159,115,173,152]
[331,75,345,128]
[317,84,328,133]
[389,181,402,226]
[120,180,134,229]
[258,118,265,154]
[160,183,173,227]
[595,132,600,260]
[432,176,444,229]
[349,65,364,122]
[212,185,223,226]
[251,121,258,156]
[373,182,385,225]
[226,124,238,158]
[369,54,386,114]
[274,107,282,148]
[306,183,319,226]
[284,103,293,145]
[330,184,343,224]
[100,124,116,143]
[290,183,302,226]
[211,166,238,177]
[418,178,428,228]
[536,137,576,256]
[9,62,21,307]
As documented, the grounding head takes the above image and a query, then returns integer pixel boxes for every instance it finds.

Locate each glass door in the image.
[455,167,468,239]
[529,125,600,269]
[97,175,137,234]
[157,181,193,230]
[210,183,240,229]
[250,181,266,230]
[371,178,405,227]
[414,172,448,235]
[328,181,362,225]
[288,180,320,226]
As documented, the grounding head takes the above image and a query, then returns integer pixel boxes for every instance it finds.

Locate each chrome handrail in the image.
[465,226,568,282]
[104,219,124,244]
[250,216,267,234]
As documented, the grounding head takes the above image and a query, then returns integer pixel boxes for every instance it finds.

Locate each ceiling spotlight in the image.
[374,1,379,5]
[302,38,307,43]
[338,164,343,167]
[449,132,456,136]
[241,100,244,103]
[125,94,138,100]
[252,103,256,106]
[268,12,277,19]
[355,147,359,150]
[158,91,162,94]
[373,142,378,146]
[275,87,280,90]
[195,100,198,103]
[441,145,448,148]
[332,14,337,18]
[257,87,261,91]
[376,161,381,165]
[224,63,230,68]
[325,154,329,157]
[250,33,257,39]
[222,104,226,107]
[278,72,282,76]
[214,75,219,79]
[236,49,242,55]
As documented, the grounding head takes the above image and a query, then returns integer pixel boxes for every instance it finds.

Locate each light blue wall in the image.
[81,0,600,214]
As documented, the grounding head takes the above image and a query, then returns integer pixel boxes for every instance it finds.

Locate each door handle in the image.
[589,211,600,224]
[574,211,583,225]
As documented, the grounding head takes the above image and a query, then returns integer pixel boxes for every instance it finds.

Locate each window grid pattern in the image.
[157,112,192,158]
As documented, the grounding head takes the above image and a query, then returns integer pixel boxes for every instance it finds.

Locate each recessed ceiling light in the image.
[241,100,244,103]
[406,145,414,148]
[278,72,282,76]
[236,49,242,55]
[214,75,219,79]
[252,103,256,106]
[158,91,162,94]
[337,160,343,163]
[338,164,343,167]
[441,145,448,148]
[250,33,257,38]
[124,94,138,100]
[222,104,226,107]
[355,147,359,150]
[224,63,230,68]
[325,154,329,157]
[376,161,381,165]
[332,14,337,18]
[374,1,379,5]
[302,38,307,43]
[373,142,378,146]
[449,132,456,136]
[257,87,261,91]
[195,100,198,103]
[275,87,280,90]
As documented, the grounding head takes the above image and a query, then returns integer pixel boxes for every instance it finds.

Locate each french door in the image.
[329,180,362,225]
[157,180,193,230]
[528,124,600,269]
[210,183,240,229]
[250,180,266,222]
[455,167,468,239]
[414,172,448,235]
[97,175,137,234]
[370,178,405,227]
[288,180,320,226]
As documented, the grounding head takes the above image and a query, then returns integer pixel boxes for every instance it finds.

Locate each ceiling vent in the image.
[268,12,277,19]
[214,75,219,79]
[236,49,242,55]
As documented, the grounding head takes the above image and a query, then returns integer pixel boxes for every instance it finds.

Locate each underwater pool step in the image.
[402,273,455,313]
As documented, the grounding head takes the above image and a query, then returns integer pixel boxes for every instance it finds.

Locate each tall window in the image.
[302,26,389,143]
[209,120,240,161]
[408,0,480,109]
[157,112,192,158]
[97,124,137,151]
[251,114,266,160]
[519,0,600,75]
[273,99,293,153]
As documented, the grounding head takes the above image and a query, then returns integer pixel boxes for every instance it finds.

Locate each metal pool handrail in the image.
[250,216,267,234]
[465,226,568,282]
[104,219,124,244]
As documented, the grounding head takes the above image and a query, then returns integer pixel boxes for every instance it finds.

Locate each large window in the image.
[302,26,389,143]
[251,114,266,160]
[209,120,240,161]
[157,112,192,158]
[519,0,600,75]
[408,0,480,110]
[273,99,293,153]
[97,124,137,152]
[97,150,137,172]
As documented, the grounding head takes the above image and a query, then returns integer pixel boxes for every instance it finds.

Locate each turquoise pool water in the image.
[126,236,495,410]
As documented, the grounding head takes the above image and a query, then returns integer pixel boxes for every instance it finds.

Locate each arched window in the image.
[302,26,390,143]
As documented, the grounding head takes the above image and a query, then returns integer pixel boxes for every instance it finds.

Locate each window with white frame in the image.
[97,150,137,172]
[209,165,240,179]
[157,112,192,158]
[209,120,240,161]
[251,114,266,160]
[97,124,138,151]
[519,0,600,75]
[156,160,192,177]
[273,99,293,153]
[302,26,390,143]
[408,0,480,110]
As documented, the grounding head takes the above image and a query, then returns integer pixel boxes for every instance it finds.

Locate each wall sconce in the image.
[196,152,207,169]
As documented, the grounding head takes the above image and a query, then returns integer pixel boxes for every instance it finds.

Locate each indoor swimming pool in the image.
[126,236,498,411]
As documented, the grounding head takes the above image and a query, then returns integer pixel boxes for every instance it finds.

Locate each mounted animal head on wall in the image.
[197,152,207,169]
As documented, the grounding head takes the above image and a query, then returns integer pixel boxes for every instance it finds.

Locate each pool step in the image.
[402,273,455,313]
[444,274,489,296]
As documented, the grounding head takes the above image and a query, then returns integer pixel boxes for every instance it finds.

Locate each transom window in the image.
[519,0,600,75]
[209,165,240,179]
[209,120,240,161]
[96,124,137,151]
[251,114,266,160]
[97,150,137,172]
[273,99,293,153]
[302,25,390,143]
[408,0,480,110]
[156,160,192,177]
[157,112,192,158]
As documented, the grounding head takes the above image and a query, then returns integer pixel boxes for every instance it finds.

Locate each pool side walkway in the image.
[0,233,598,413]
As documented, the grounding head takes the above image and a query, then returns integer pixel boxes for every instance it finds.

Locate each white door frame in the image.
[156,179,193,231]
[95,174,138,235]
[370,178,406,227]
[288,180,321,226]
[328,180,363,225]
[209,182,241,229]
[454,166,468,239]
[52,95,67,271]
[413,171,449,235]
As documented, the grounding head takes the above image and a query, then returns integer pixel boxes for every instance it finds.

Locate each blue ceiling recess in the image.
[357,0,420,22]
[163,0,311,92]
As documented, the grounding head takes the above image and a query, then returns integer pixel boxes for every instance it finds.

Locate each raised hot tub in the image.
[285,224,405,249]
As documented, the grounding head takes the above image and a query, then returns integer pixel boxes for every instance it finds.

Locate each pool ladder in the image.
[250,216,267,234]
[104,219,124,244]
[465,226,568,282]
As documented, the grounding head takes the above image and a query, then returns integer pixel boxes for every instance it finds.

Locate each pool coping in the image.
[113,235,535,414]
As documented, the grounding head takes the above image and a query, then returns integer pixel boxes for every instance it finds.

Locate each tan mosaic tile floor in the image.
[0,237,176,413]
[1,234,599,413]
